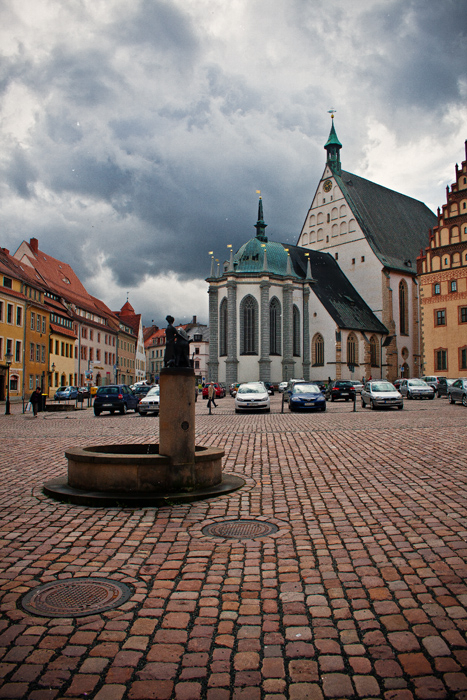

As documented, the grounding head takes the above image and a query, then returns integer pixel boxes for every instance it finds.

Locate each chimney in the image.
[192,315,197,324]
[30,238,39,254]
[2,248,9,255]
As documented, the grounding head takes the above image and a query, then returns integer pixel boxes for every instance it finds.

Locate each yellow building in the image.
[0,253,26,402]
[418,142,467,378]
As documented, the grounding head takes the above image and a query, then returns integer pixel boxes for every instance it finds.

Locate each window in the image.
[36,314,41,332]
[460,307,467,324]
[36,344,40,362]
[361,256,365,263]
[30,343,35,361]
[55,340,59,355]
[7,304,13,324]
[370,335,379,367]
[435,309,446,326]
[433,283,441,295]
[42,317,46,333]
[3,277,12,289]
[399,280,409,335]
[335,252,338,260]
[312,334,324,366]
[460,347,467,370]
[450,280,457,292]
[90,329,93,341]
[293,305,300,357]
[29,375,33,390]
[435,349,447,371]
[0,301,3,322]
[195,360,199,369]
[269,297,281,355]
[194,347,199,354]
[240,295,258,355]
[16,307,22,326]
[41,345,45,363]
[15,341,21,362]
[347,333,358,366]
[219,298,228,356]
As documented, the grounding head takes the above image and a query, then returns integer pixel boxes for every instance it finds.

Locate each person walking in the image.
[207,383,217,409]
[30,387,42,417]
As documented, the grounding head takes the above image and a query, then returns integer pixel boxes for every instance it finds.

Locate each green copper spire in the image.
[324,116,342,174]
[254,197,268,242]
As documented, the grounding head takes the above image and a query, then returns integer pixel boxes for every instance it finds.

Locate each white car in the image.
[137,385,160,415]
[278,382,288,393]
[361,381,403,410]
[235,382,270,413]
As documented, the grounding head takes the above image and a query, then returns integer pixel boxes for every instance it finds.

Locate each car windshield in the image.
[336,381,353,387]
[370,382,395,392]
[408,379,427,386]
[146,387,160,396]
[97,387,119,395]
[237,384,264,394]
[293,384,320,394]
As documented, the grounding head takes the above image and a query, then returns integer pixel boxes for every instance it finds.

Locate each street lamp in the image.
[5,351,13,416]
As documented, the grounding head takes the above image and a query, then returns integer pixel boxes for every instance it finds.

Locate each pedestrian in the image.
[30,387,42,417]
[207,383,217,409]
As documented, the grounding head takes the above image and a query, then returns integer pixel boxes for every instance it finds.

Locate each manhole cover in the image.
[21,578,133,618]
[202,519,278,539]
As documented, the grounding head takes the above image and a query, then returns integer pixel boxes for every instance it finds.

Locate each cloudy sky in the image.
[1,0,466,327]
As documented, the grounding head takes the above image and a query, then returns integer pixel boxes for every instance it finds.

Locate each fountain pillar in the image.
[159,367,195,466]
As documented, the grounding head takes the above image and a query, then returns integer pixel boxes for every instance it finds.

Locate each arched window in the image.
[312,333,324,366]
[240,295,258,355]
[331,207,338,220]
[370,335,379,367]
[339,205,346,217]
[293,305,300,356]
[269,297,281,355]
[399,280,409,335]
[347,333,358,366]
[219,297,228,356]
[317,212,324,224]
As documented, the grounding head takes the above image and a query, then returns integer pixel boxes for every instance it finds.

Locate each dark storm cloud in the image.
[3,146,37,198]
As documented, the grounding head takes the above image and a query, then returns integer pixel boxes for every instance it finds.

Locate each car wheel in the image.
[407,393,412,399]
[94,409,101,416]
[110,410,115,414]
[429,394,435,400]
[361,399,365,408]
[120,404,127,415]
[331,396,334,402]
[449,394,455,404]
[371,400,376,410]
[462,394,467,407]
[397,404,403,410]
[345,398,349,402]
[235,409,240,414]
[320,405,326,412]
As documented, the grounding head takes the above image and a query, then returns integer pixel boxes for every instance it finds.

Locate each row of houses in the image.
[0,239,146,401]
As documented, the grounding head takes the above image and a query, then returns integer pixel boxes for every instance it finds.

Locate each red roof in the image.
[50,323,77,339]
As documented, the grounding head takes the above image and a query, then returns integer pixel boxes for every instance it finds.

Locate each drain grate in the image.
[202,519,278,539]
[21,578,133,618]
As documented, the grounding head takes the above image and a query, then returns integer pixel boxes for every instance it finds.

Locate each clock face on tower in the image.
[323,179,332,193]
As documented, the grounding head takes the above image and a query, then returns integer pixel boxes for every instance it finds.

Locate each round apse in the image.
[202,519,278,540]
[20,577,133,618]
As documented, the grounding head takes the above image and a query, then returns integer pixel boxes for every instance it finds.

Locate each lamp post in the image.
[5,351,13,415]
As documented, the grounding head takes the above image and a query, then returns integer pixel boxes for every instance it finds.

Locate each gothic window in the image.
[240,295,258,355]
[347,333,358,366]
[293,305,300,356]
[219,297,228,356]
[312,333,324,366]
[269,297,281,355]
[399,280,409,335]
[370,335,379,367]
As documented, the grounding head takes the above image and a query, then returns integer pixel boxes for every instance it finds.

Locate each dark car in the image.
[325,380,356,402]
[447,379,467,406]
[435,378,455,398]
[264,382,275,395]
[288,382,326,412]
[202,383,226,399]
[133,385,152,399]
[77,386,91,399]
[93,385,139,416]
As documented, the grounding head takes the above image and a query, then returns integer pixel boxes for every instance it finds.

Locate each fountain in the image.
[43,365,244,507]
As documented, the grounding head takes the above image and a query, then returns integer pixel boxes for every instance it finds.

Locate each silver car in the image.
[137,385,160,415]
[361,381,403,410]
[398,378,435,400]
[447,379,467,407]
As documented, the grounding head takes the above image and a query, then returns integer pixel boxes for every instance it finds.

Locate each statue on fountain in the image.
[164,316,192,368]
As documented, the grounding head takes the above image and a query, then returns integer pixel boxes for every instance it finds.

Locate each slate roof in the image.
[286,244,388,334]
[334,170,437,272]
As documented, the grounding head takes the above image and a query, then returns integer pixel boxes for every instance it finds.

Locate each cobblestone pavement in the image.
[0,395,466,700]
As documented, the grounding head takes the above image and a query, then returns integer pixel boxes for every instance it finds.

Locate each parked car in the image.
[351,382,364,394]
[133,385,152,399]
[288,382,326,412]
[325,380,356,402]
[284,378,306,402]
[54,386,78,400]
[77,386,91,399]
[393,379,403,390]
[202,383,226,399]
[137,385,160,415]
[278,382,288,393]
[434,378,456,398]
[447,379,467,406]
[361,381,403,410]
[398,378,435,400]
[234,382,270,413]
[93,385,139,415]
[264,382,275,395]
[421,376,446,395]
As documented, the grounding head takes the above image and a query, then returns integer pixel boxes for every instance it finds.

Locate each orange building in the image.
[418,142,467,378]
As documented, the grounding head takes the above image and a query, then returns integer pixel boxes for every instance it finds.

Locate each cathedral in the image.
[207,120,437,386]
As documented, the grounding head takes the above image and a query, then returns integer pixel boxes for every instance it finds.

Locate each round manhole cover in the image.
[202,519,278,539]
[21,578,133,618]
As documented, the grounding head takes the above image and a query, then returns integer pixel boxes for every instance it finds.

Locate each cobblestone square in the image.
[0,395,466,699]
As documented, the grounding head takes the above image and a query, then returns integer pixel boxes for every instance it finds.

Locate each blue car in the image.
[54,386,78,400]
[288,383,326,412]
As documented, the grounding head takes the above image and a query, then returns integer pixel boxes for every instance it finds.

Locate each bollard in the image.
[281,392,285,413]
[353,392,357,412]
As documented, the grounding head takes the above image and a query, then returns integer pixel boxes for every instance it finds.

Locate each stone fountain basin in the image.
[65,444,224,493]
